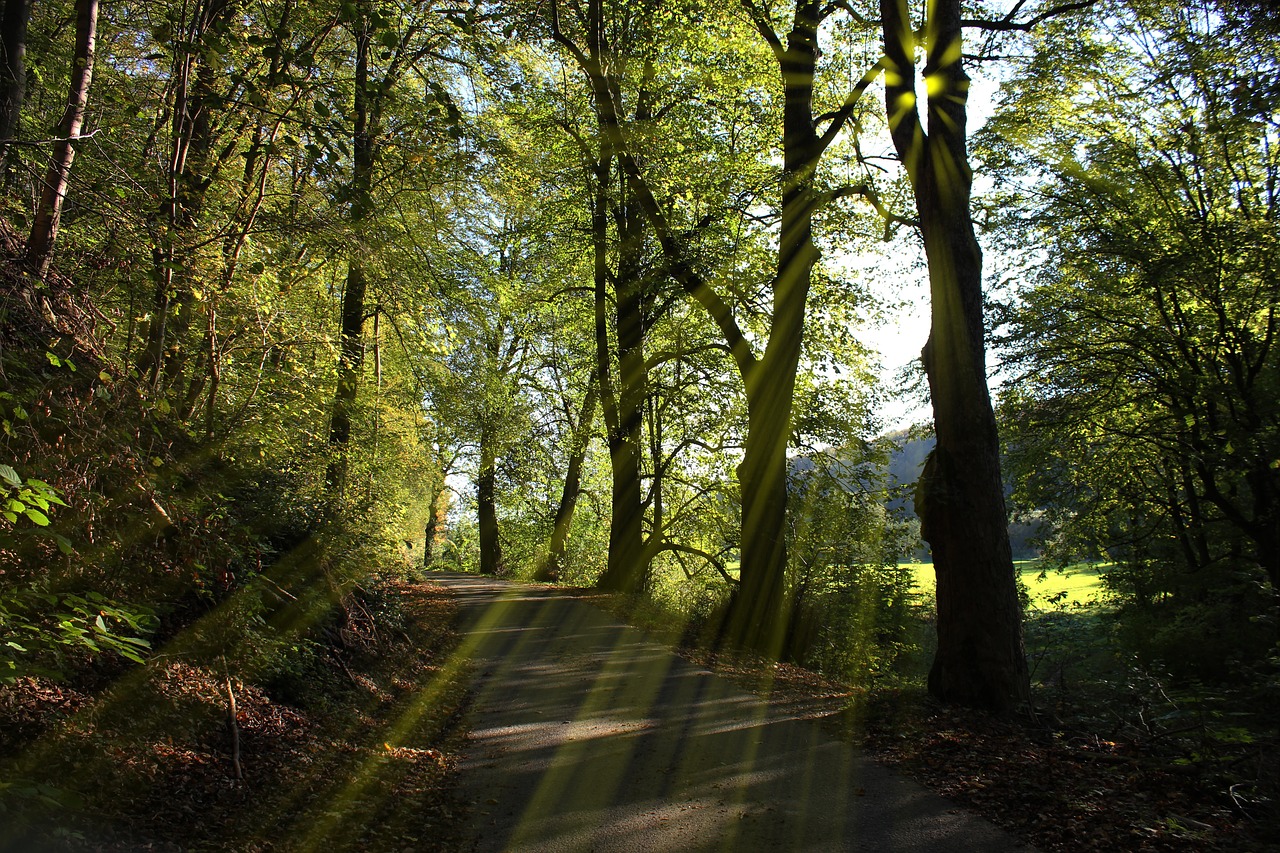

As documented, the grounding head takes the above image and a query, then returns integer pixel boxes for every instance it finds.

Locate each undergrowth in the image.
[0,571,470,852]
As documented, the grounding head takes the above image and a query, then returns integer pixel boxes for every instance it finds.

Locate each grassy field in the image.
[901,560,1106,608]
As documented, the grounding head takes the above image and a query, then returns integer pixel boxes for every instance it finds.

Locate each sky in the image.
[853,70,1005,433]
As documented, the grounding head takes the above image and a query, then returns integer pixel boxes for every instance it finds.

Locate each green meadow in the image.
[901,561,1107,608]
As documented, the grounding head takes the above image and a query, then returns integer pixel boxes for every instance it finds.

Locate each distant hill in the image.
[880,429,1044,562]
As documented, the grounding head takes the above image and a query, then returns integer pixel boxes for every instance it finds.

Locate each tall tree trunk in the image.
[0,0,30,174]
[721,1,824,656]
[325,2,375,497]
[25,0,96,281]
[881,0,1028,712]
[535,379,599,582]
[557,3,654,596]
[477,423,503,575]
[596,189,649,593]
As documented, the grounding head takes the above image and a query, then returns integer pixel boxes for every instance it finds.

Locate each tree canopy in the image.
[1,0,1276,789]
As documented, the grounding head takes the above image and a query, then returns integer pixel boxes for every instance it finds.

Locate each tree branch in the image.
[815,56,886,156]
[960,0,1095,32]
[824,0,879,27]
[1,128,103,147]
[740,0,785,60]
[653,541,738,585]
[825,182,917,238]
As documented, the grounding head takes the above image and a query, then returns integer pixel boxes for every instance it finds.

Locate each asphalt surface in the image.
[433,571,1035,853]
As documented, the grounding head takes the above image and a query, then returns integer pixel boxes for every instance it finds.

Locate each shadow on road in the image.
[433,571,1032,853]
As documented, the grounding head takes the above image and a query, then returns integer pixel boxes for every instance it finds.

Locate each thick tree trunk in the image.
[25,0,96,281]
[881,0,1028,712]
[535,380,598,582]
[325,3,375,497]
[722,3,822,656]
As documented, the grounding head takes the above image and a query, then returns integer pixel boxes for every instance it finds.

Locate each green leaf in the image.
[55,535,73,555]
[23,508,49,526]
[45,351,61,367]
[0,465,20,487]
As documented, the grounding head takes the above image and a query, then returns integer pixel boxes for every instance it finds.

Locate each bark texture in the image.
[881,0,1029,712]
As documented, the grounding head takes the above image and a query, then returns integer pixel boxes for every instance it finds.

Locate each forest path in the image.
[433,571,1033,853]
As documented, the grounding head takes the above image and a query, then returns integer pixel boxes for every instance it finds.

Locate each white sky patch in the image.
[841,65,1004,433]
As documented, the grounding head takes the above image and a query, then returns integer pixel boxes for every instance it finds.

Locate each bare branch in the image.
[652,542,738,585]
[961,0,1095,32]
[824,0,880,27]
[825,182,918,238]
[1,128,103,147]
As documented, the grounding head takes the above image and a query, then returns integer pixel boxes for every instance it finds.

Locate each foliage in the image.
[987,0,1280,682]
[0,589,156,683]
[783,448,917,680]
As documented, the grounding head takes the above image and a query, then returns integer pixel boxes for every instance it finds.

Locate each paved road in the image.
[433,571,1034,853]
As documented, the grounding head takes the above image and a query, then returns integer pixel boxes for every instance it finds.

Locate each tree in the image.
[0,0,31,174]
[24,0,97,281]
[878,0,1029,710]
[990,0,1279,674]
[326,0,383,495]
[535,376,598,580]
[325,0,465,496]
[549,0,890,653]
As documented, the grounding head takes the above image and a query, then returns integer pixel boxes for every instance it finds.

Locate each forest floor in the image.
[0,576,471,852]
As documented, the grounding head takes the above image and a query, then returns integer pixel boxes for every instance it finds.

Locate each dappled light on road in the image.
[434,572,1028,853]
